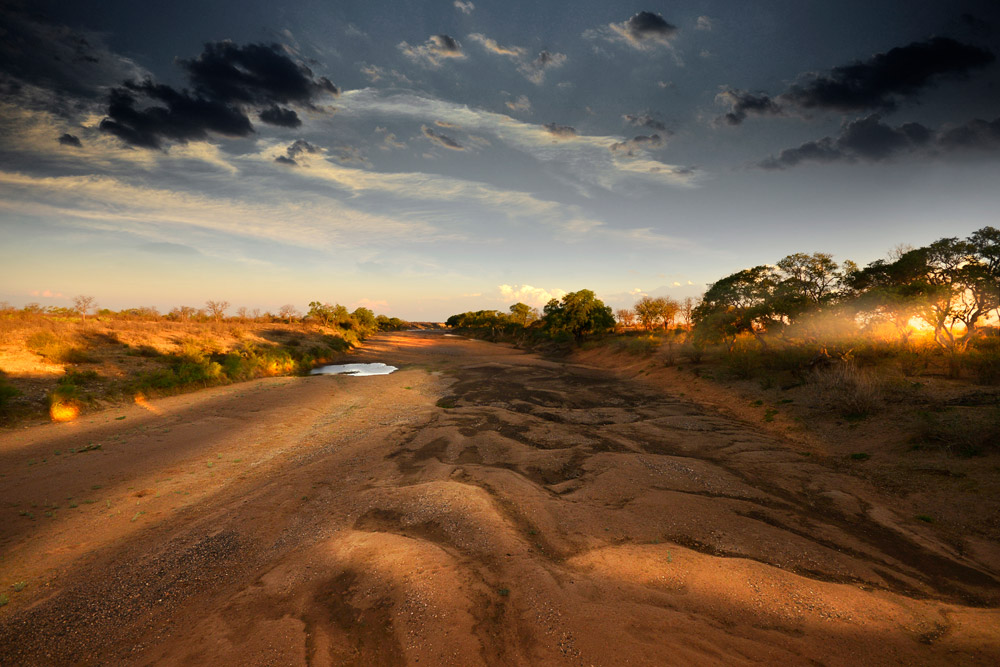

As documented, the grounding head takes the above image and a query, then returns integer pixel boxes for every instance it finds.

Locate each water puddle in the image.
[310,362,398,376]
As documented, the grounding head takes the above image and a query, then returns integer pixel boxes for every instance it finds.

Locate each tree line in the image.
[692,227,999,352]
[0,299,411,333]
[447,227,999,352]
[447,289,615,342]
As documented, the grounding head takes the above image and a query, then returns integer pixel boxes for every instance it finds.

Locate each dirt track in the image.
[1,331,998,665]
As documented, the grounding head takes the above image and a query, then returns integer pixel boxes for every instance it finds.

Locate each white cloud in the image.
[517,50,567,85]
[0,170,447,251]
[360,63,412,85]
[499,284,567,307]
[505,95,532,113]
[398,35,466,68]
[467,33,526,58]
[453,1,475,14]
[696,16,713,31]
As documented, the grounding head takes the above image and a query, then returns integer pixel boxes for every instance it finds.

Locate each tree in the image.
[542,289,615,341]
[73,295,96,320]
[509,302,537,326]
[634,296,680,331]
[615,308,636,328]
[775,252,843,309]
[692,266,782,349]
[970,226,1000,321]
[278,304,300,324]
[914,238,996,350]
[848,234,998,350]
[236,307,250,322]
[205,300,229,322]
[680,296,698,330]
[170,305,197,322]
[352,307,377,332]
[307,301,349,328]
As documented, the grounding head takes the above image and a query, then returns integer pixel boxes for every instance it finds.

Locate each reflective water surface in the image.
[310,362,397,376]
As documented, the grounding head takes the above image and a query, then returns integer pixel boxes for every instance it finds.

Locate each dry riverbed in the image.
[1,331,998,665]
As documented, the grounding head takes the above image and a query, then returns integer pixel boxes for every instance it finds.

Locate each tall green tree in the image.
[508,302,537,326]
[542,290,615,341]
[692,266,782,349]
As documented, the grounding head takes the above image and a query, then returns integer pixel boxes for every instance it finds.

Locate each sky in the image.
[1,0,999,320]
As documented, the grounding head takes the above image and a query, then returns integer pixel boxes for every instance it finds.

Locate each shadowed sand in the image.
[0,331,998,665]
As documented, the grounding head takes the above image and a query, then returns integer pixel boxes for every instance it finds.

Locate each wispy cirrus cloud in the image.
[0,170,447,250]
[335,89,700,191]
[468,32,566,84]
[398,34,466,68]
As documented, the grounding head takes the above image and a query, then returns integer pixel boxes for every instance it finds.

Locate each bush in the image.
[725,342,763,380]
[965,337,1000,385]
[812,362,884,418]
[912,408,1000,457]
[26,331,95,363]
[0,372,21,417]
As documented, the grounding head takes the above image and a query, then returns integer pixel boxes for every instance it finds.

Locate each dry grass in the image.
[0,315,356,425]
[812,362,885,418]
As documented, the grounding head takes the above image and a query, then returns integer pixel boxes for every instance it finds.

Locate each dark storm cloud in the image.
[57,133,82,147]
[179,41,338,106]
[758,139,842,169]
[543,123,577,139]
[422,125,464,150]
[720,37,995,125]
[609,134,665,156]
[287,139,319,157]
[836,115,931,159]
[756,113,1000,169]
[623,114,667,132]
[714,89,782,126]
[0,4,146,111]
[783,37,994,112]
[99,83,254,149]
[960,13,992,38]
[259,105,302,127]
[274,138,320,165]
[99,42,338,148]
[612,12,678,49]
[938,116,1000,150]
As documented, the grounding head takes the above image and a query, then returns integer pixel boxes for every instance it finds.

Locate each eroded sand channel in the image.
[0,331,998,665]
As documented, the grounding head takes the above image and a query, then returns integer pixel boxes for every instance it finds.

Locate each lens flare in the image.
[50,401,80,422]
[134,394,162,414]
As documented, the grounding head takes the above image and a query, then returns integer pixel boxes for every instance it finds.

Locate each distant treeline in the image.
[447,226,1000,353]
[447,290,615,343]
[0,299,410,334]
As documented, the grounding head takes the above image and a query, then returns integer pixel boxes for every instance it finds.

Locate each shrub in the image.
[0,372,21,417]
[26,331,94,363]
[965,337,1000,385]
[725,342,763,380]
[912,408,1000,457]
[812,362,884,418]
[611,334,661,355]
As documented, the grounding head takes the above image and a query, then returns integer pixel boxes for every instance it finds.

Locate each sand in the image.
[0,331,997,665]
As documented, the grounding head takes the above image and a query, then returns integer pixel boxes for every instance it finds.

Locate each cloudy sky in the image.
[2,0,999,319]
